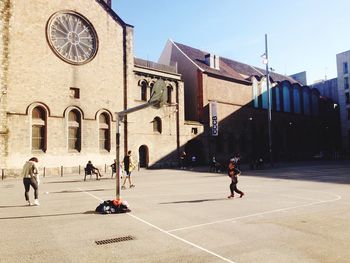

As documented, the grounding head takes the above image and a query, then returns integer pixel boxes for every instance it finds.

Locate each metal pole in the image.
[265,34,273,167]
[114,100,160,199]
[116,114,121,199]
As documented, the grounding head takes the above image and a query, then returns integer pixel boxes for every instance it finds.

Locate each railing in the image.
[134,58,177,73]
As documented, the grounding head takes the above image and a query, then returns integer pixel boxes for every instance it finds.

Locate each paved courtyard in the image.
[0,161,349,263]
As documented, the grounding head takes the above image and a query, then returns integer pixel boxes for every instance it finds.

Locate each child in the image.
[227,161,244,199]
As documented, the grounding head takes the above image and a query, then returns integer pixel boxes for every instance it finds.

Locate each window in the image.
[167,86,173,104]
[261,79,268,109]
[274,86,281,111]
[153,117,162,133]
[68,110,81,151]
[346,92,350,104]
[32,107,46,151]
[252,79,259,108]
[140,81,147,101]
[149,82,154,99]
[293,87,301,113]
[344,62,348,74]
[303,88,311,115]
[344,77,349,89]
[283,83,291,112]
[99,113,110,151]
[70,87,80,99]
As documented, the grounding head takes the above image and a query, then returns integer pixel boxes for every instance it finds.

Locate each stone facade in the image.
[0,0,202,176]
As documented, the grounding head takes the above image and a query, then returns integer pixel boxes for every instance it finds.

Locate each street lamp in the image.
[262,34,273,167]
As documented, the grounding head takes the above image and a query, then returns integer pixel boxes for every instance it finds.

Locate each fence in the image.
[0,164,114,180]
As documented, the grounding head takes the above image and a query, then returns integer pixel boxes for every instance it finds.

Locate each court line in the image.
[77,188,235,263]
[167,194,342,233]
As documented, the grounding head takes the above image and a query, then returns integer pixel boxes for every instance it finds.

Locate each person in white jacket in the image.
[21,157,40,206]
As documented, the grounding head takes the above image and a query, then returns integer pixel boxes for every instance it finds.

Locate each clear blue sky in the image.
[113,0,350,85]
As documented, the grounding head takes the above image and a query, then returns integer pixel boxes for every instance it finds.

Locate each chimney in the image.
[104,0,112,7]
[205,53,220,70]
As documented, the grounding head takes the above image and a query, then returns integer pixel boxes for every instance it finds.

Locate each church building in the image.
[0,0,198,175]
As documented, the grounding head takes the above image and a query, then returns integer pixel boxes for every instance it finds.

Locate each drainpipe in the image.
[175,81,180,157]
[122,26,128,154]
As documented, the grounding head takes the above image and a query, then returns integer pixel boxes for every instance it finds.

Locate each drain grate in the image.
[95,235,135,245]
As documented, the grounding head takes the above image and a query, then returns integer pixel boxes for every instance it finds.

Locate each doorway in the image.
[138,145,149,168]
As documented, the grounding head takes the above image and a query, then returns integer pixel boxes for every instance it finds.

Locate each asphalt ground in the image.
[0,161,349,263]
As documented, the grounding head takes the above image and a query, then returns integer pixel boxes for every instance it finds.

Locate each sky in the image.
[112,0,350,85]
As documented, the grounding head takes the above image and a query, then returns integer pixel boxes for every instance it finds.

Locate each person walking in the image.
[21,157,40,206]
[227,161,244,199]
[180,151,187,169]
[121,150,135,189]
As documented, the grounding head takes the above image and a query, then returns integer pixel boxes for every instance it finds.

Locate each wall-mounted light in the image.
[0,90,7,102]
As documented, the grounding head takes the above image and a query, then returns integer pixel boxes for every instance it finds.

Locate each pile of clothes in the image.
[95,199,130,214]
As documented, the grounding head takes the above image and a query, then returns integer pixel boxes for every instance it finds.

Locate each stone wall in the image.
[2,0,129,173]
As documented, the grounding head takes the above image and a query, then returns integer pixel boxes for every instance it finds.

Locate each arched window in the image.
[275,85,281,111]
[252,78,259,108]
[303,88,311,115]
[99,113,110,151]
[140,80,147,101]
[167,85,173,104]
[282,82,291,112]
[68,109,81,151]
[293,86,301,114]
[153,117,162,133]
[32,106,46,151]
[149,82,155,99]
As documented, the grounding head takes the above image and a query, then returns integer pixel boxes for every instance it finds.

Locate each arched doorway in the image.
[139,145,149,168]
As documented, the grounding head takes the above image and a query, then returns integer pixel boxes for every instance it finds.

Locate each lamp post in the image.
[262,34,273,167]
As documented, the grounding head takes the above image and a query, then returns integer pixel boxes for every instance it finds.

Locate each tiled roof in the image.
[174,41,300,85]
[173,42,250,84]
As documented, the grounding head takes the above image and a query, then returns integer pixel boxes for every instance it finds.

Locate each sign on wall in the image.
[209,101,218,136]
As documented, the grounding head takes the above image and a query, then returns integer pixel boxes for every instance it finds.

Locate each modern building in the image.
[289,71,307,86]
[311,78,338,104]
[336,51,350,152]
[159,40,340,163]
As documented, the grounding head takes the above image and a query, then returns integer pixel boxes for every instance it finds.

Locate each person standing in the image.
[227,161,244,199]
[121,150,135,189]
[111,159,117,178]
[180,151,187,169]
[21,157,40,206]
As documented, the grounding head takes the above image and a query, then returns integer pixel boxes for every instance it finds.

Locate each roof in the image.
[95,0,133,28]
[173,41,300,85]
[173,42,250,85]
[134,58,178,74]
